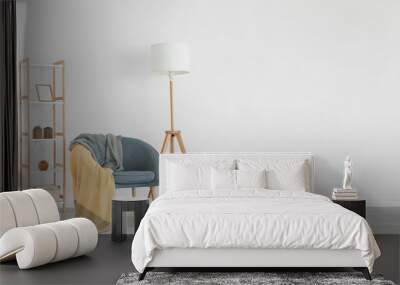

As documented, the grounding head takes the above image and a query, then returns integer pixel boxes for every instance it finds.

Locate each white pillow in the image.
[166,160,235,191]
[237,159,309,191]
[211,169,267,190]
[237,169,267,189]
[211,168,236,190]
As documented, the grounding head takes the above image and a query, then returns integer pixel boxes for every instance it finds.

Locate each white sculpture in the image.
[342,155,353,190]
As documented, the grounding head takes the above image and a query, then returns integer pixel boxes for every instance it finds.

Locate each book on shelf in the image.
[332,193,358,198]
[332,196,359,200]
[333,188,357,193]
[332,188,358,200]
[333,192,357,196]
[332,192,358,200]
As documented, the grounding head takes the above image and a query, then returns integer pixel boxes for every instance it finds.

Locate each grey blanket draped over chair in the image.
[69,133,124,171]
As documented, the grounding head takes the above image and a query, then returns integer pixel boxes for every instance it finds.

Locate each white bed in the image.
[131,153,380,280]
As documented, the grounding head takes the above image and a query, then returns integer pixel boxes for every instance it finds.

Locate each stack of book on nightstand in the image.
[332,188,358,200]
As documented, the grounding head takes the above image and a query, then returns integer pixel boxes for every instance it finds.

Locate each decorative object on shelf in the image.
[35,84,54,102]
[18,58,66,211]
[32,126,43,139]
[38,160,49,171]
[332,156,358,200]
[151,42,190,154]
[342,155,353,190]
[43,127,53,139]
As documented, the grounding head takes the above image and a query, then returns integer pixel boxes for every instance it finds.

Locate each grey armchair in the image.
[113,137,159,197]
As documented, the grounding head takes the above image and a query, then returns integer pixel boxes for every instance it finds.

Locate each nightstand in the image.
[112,197,149,242]
[332,199,366,218]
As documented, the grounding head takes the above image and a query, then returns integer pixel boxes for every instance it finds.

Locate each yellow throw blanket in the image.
[70,144,115,232]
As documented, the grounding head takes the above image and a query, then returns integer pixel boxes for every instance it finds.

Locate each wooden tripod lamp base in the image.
[150,131,185,200]
[161,130,186,153]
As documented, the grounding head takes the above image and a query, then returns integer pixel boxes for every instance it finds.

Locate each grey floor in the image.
[0,235,134,285]
[1,235,399,285]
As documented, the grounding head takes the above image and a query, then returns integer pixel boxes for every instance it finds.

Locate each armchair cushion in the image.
[113,171,155,186]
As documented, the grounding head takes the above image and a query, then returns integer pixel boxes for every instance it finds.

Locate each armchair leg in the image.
[148,186,155,201]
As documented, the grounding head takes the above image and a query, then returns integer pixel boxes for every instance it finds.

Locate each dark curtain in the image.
[0,0,18,192]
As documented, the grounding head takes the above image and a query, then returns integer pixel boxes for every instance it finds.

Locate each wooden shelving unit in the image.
[19,58,66,210]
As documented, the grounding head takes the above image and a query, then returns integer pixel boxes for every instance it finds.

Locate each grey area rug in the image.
[116,272,396,285]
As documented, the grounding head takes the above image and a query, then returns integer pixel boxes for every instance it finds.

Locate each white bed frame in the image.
[141,153,370,280]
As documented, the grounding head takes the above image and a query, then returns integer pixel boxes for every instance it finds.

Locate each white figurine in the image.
[342,155,353,190]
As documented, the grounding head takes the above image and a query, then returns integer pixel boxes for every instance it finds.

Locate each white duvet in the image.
[131,190,380,273]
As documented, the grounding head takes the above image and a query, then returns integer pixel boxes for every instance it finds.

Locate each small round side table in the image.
[111,197,149,242]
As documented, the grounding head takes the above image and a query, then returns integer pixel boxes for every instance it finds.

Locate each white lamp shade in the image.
[151,43,190,75]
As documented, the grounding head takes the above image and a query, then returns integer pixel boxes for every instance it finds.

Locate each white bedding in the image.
[131,190,380,273]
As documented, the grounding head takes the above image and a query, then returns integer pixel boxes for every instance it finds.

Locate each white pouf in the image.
[0,189,98,269]
[0,196,17,237]
[0,189,59,235]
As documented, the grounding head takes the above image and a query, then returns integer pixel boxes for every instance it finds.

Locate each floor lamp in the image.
[151,43,190,153]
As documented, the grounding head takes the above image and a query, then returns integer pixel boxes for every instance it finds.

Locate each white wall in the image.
[19,0,400,230]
